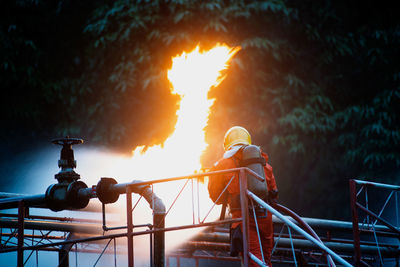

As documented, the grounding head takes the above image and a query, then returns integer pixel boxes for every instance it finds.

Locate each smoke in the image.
[0,145,221,266]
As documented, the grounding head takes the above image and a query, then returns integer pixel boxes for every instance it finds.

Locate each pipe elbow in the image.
[131,180,166,215]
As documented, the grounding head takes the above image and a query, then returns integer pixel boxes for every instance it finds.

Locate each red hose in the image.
[273,203,336,267]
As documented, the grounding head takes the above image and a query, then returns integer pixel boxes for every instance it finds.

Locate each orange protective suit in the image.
[208,148,278,266]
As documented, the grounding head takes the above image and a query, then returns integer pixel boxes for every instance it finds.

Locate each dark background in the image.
[1,0,399,220]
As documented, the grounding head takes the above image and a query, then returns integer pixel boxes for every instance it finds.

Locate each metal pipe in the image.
[274,203,335,267]
[0,218,103,233]
[168,253,240,262]
[272,216,395,234]
[248,190,352,267]
[0,191,96,212]
[196,231,398,249]
[0,194,47,210]
[0,192,26,199]
[182,238,400,258]
[185,241,230,251]
[196,232,229,243]
[0,213,103,223]
[274,238,400,256]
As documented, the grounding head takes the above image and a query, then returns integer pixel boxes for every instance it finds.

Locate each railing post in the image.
[17,200,24,267]
[349,179,361,266]
[239,169,250,266]
[153,212,165,267]
[127,186,134,267]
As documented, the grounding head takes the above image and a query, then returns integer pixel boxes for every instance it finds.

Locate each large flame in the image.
[78,44,240,257]
[130,44,240,178]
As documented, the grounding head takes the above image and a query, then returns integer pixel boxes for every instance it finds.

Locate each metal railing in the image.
[0,168,355,267]
[349,179,400,266]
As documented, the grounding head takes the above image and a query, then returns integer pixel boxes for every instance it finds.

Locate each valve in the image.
[52,137,83,183]
[45,137,90,211]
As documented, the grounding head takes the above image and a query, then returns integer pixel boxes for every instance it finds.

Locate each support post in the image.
[59,233,75,267]
[239,169,250,266]
[153,213,165,267]
[126,187,134,267]
[349,179,362,266]
[17,200,25,267]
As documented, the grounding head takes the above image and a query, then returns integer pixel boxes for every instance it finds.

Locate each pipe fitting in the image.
[96,177,119,204]
[130,180,166,215]
[45,181,90,212]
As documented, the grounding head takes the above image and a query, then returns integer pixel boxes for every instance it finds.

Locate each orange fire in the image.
[93,44,240,254]
[130,44,240,178]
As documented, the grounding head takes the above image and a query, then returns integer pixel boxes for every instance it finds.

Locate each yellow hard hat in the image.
[223,126,251,151]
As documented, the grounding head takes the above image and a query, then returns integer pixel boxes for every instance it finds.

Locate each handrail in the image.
[353,180,400,190]
[247,190,353,267]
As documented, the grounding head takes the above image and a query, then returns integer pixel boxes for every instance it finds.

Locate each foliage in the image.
[1,0,399,218]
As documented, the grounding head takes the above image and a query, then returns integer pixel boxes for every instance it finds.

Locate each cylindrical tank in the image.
[241,145,268,199]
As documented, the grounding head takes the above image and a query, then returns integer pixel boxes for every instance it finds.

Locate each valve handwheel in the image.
[52,136,84,183]
[52,136,84,146]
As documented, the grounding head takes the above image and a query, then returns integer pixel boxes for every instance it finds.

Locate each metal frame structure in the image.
[0,167,358,267]
[3,169,399,266]
[349,179,400,266]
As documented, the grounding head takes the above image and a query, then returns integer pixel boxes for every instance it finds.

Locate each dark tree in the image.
[1,0,399,219]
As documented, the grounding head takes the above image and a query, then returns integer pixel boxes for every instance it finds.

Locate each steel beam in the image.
[126,187,134,267]
[239,169,250,266]
[17,201,24,267]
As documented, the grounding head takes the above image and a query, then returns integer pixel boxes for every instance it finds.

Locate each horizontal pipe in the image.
[272,215,396,234]
[166,252,372,266]
[0,218,103,234]
[167,253,240,262]
[0,193,27,199]
[275,238,400,256]
[184,237,400,257]
[248,190,352,267]
[0,194,47,210]
[196,231,398,251]
[196,232,229,243]
[0,213,103,223]
[185,241,230,251]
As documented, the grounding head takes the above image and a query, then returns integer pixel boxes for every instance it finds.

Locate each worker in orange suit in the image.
[208,126,278,266]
